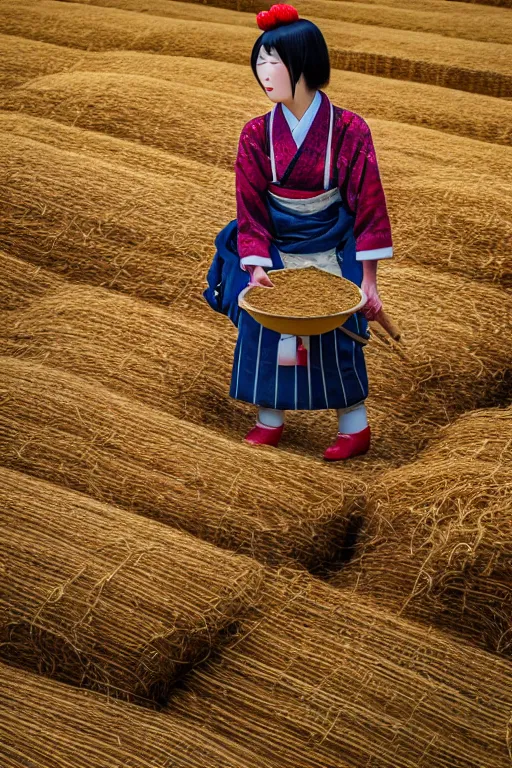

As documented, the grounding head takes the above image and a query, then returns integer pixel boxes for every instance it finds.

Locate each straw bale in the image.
[0,281,244,428]
[0,110,235,189]
[0,261,510,468]
[0,129,234,306]
[0,356,362,571]
[330,406,512,655]
[1,87,511,287]
[2,37,511,145]
[0,467,263,703]
[386,175,512,286]
[0,72,253,167]
[60,0,512,45]
[0,0,510,97]
[0,250,63,311]
[168,571,512,768]
[0,662,278,768]
[4,72,512,178]
[423,404,512,463]
[0,32,80,90]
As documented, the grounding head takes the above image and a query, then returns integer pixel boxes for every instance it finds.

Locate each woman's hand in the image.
[247,265,274,287]
[361,260,382,321]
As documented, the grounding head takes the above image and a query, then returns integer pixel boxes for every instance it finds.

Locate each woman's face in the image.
[256,45,292,102]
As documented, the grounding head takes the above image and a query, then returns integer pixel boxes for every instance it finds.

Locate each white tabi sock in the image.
[336,404,368,434]
[258,407,285,428]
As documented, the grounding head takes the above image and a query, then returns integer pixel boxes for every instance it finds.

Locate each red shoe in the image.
[297,338,308,367]
[323,426,371,461]
[244,422,284,447]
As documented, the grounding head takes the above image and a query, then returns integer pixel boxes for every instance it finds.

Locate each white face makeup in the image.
[256,46,292,103]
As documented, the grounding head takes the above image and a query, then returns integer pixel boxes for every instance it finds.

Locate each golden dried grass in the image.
[0,662,278,768]
[167,571,512,768]
[1,94,510,287]
[0,281,241,428]
[330,406,512,655]
[2,38,511,145]
[0,356,362,572]
[60,0,512,45]
[0,467,263,703]
[5,69,512,182]
[0,0,510,96]
[0,262,510,470]
[0,129,234,306]
[0,251,63,311]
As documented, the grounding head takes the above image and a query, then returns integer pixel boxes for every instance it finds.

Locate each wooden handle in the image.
[375,309,401,342]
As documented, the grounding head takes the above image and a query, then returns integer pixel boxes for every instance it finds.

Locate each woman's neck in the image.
[281,84,318,121]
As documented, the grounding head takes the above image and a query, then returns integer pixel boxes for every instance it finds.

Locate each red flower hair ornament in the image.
[256,4,299,31]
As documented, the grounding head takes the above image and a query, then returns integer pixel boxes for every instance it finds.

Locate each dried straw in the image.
[2,38,511,145]
[167,571,512,768]
[59,0,512,45]
[0,251,62,311]
[1,87,510,286]
[0,356,362,572]
[0,280,243,429]
[331,406,512,655]
[0,662,278,767]
[0,0,510,96]
[0,467,263,703]
[0,262,510,468]
[0,129,233,306]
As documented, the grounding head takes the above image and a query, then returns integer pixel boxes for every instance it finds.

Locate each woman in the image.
[204,3,393,460]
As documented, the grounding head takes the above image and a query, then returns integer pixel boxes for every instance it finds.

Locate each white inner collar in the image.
[281,90,322,148]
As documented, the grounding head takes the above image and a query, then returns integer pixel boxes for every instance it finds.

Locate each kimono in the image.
[204,89,393,412]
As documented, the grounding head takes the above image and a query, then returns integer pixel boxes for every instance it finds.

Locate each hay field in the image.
[0,0,511,766]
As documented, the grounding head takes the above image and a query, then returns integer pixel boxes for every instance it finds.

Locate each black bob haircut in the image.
[250,19,330,98]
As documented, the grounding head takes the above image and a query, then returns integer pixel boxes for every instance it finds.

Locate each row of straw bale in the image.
[0,467,263,704]
[0,0,510,96]
[0,264,511,465]
[2,39,511,146]
[0,250,62,311]
[5,73,512,178]
[0,128,234,306]
[166,571,512,768]
[1,576,511,767]
[330,406,512,656]
[1,104,510,288]
[1,261,510,467]
[61,0,512,45]
[0,356,363,572]
[0,662,270,768]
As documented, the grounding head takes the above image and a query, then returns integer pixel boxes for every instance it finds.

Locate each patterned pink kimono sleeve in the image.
[341,119,393,261]
[234,120,274,269]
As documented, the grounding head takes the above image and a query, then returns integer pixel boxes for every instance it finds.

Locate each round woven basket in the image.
[238,271,366,336]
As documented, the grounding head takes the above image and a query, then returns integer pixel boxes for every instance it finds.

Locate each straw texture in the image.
[0,129,233,306]
[0,662,279,768]
[168,572,512,768]
[0,261,510,468]
[0,0,510,96]
[0,356,362,571]
[0,260,509,468]
[0,468,263,703]
[0,251,62,311]
[1,88,510,287]
[2,39,511,145]
[58,0,512,45]
[331,406,512,655]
